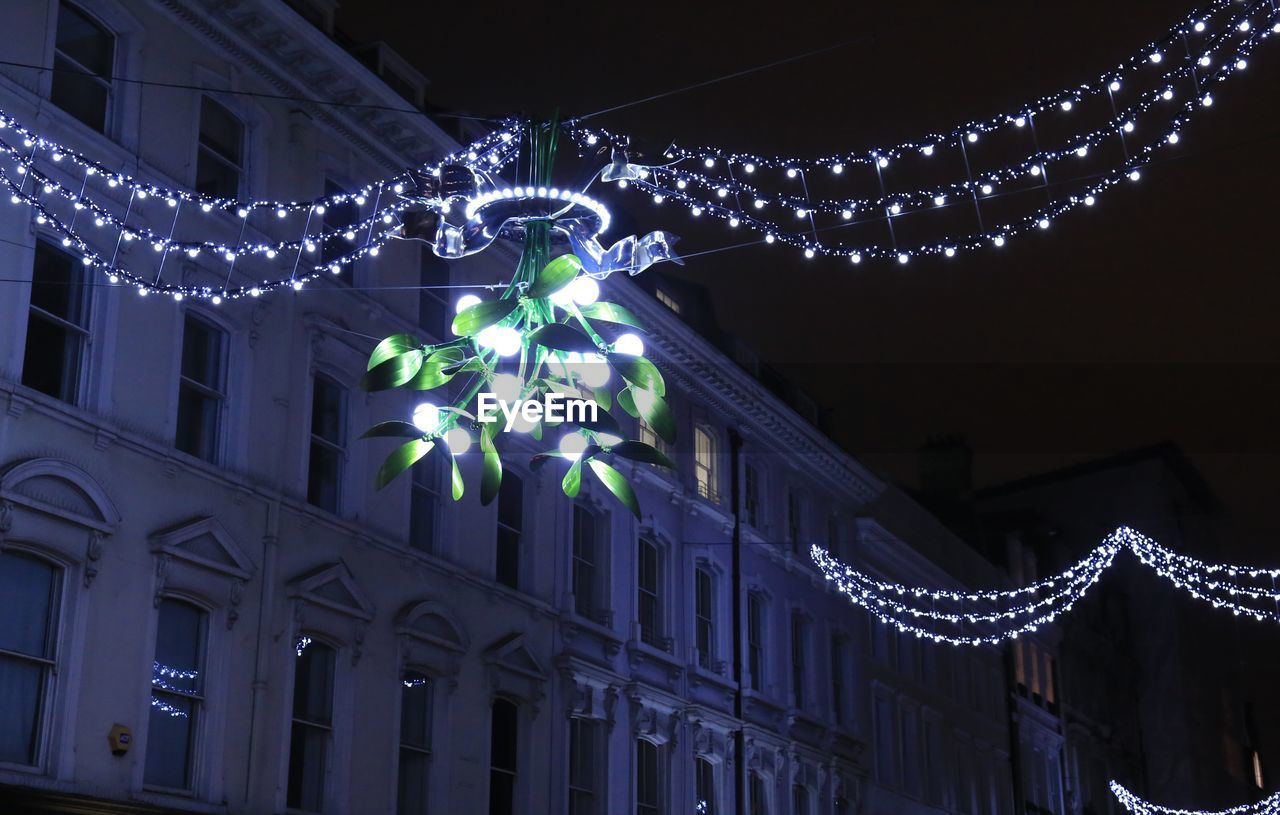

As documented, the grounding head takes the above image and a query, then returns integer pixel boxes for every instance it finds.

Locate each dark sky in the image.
[337,0,1280,554]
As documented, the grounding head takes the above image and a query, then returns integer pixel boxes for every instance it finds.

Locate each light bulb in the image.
[922,145,934,156]
[1128,170,1141,181]
[445,427,471,454]
[560,433,589,462]
[456,294,482,313]
[1038,219,1050,230]
[967,133,978,143]
[1201,94,1213,107]
[1084,195,1096,206]
[510,412,537,433]
[614,333,644,356]
[1109,80,1121,92]
[1014,117,1026,128]
[569,276,600,306]
[596,432,623,447]
[934,195,945,206]
[744,163,755,173]
[579,354,611,388]
[1060,101,1073,111]
[849,253,862,264]
[489,373,523,403]
[878,156,889,168]
[1149,52,1162,63]
[1162,89,1173,100]
[1167,133,1180,144]
[897,254,908,265]
[786,168,797,178]
[1030,165,1041,176]
[981,184,993,195]
[944,247,956,257]
[993,236,1006,247]
[478,326,521,357]
[550,281,577,308]
[412,403,441,433]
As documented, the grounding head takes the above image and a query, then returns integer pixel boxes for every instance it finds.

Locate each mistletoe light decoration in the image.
[359,124,677,517]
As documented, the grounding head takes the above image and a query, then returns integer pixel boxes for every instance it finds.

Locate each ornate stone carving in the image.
[84,530,105,587]
[0,499,13,547]
[227,579,244,629]
[351,622,366,666]
[153,554,170,607]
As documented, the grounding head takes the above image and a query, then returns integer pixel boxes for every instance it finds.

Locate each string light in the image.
[1111,781,1280,815]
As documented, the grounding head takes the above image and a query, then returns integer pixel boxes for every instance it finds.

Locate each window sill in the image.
[134,789,227,813]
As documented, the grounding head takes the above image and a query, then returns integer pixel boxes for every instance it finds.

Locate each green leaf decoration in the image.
[527,254,583,299]
[530,421,543,441]
[578,302,646,330]
[635,388,677,444]
[441,446,464,500]
[451,298,520,337]
[593,387,612,412]
[588,459,641,519]
[530,451,565,471]
[608,440,676,469]
[572,406,622,438]
[562,456,583,498]
[362,348,424,391]
[368,333,420,371]
[409,348,465,390]
[376,438,434,489]
[442,357,489,376]
[616,387,639,418]
[480,426,503,506]
[528,323,598,353]
[359,421,425,440]
[608,353,665,397]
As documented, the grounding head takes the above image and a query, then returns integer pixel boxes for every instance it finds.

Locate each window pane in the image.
[56,4,113,76]
[496,476,522,588]
[409,464,438,552]
[293,643,334,725]
[569,717,596,815]
[181,316,223,387]
[176,316,223,460]
[176,385,219,461]
[636,740,659,811]
[489,699,517,815]
[23,241,87,403]
[308,441,342,512]
[287,723,328,811]
[400,673,431,748]
[198,97,242,165]
[311,377,345,444]
[696,757,716,815]
[195,148,241,199]
[30,240,86,323]
[50,57,109,131]
[154,601,204,692]
[399,749,429,815]
[0,552,57,657]
[0,656,46,765]
[497,475,523,530]
[572,508,596,615]
[144,693,195,788]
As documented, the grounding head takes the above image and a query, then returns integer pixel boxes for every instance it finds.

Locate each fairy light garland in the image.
[1111,781,1280,815]
[149,661,200,719]
[813,526,1280,646]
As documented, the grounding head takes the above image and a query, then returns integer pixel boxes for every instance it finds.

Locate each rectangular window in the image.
[792,785,809,815]
[655,288,681,314]
[495,475,523,589]
[568,718,598,815]
[748,772,767,815]
[489,699,518,815]
[23,239,89,404]
[145,599,206,790]
[695,757,716,815]
[175,314,226,462]
[747,593,764,692]
[287,640,335,812]
[787,490,802,554]
[636,739,664,815]
[52,2,114,132]
[307,375,346,512]
[638,417,670,457]
[694,428,717,502]
[0,552,60,766]
[743,463,760,529]
[419,253,450,339]
[695,568,714,669]
[321,180,359,280]
[398,672,432,815]
[195,96,244,199]
[831,635,845,726]
[790,613,807,709]
[572,506,598,617]
[409,459,439,552]
[638,539,663,648]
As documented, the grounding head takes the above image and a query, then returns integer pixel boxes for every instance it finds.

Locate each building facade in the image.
[0,2,1033,814]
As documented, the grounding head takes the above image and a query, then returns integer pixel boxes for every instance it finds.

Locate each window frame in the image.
[0,550,63,770]
[694,566,715,670]
[789,611,808,710]
[746,592,765,692]
[637,537,666,650]
[143,597,209,793]
[408,456,441,553]
[175,311,228,463]
[396,670,433,815]
[695,756,717,815]
[51,1,116,133]
[571,505,602,620]
[286,636,338,813]
[495,473,524,589]
[743,461,761,530]
[693,426,719,503]
[194,94,245,199]
[635,738,665,815]
[567,716,600,815]
[488,697,519,815]
[306,372,348,513]
[22,237,92,405]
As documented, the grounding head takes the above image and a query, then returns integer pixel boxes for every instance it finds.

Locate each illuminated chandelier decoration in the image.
[813,526,1280,646]
[1111,782,1280,815]
[359,122,679,517]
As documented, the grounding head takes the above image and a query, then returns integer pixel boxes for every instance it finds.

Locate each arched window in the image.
[398,671,432,815]
[489,698,518,814]
[144,598,207,790]
[287,639,336,811]
[0,551,61,766]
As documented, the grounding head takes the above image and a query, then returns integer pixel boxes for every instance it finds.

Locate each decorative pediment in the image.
[149,517,254,580]
[397,601,469,653]
[0,458,121,533]
[287,561,375,622]
[484,633,547,711]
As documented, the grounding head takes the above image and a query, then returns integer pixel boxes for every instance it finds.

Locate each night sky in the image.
[338,0,1280,555]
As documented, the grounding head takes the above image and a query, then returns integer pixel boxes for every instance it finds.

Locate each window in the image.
[792,785,809,815]
[638,539,664,648]
[495,475,523,589]
[398,672,432,815]
[52,2,114,132]
[0,551,60,766]
[743,463,760,528]
[145,600,206,790]
[175,314,226,462]
[307,375,346,512]
[1253,750,1265,789]
[655,288,681,314]
[568,718,598,815]
[747,593,764,692]
[321,180,359,280]
[636,739,664,815]
[786,490,803,554]
[790,613,807,709]
[831,635,846,726]
[489,699,517,815]
[748,772,768,815]
[409,459,439,552]
[419,254,450,338]
[572,506,598,618]
[287,640,335,812]
[694,567,714,669]
[195,97,244,198]
[23,239,89,403]
[639,417,669,457]
[695,757,716,815]
[694,428,718,502]
[874,694,898,788]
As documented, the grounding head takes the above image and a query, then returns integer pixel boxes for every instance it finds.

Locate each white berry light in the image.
[614,333,645,356]
[559,432,589,462]
[412,402,441,434]
[444,427,472,455]
[569,276,600,306]
[456,294,482,313]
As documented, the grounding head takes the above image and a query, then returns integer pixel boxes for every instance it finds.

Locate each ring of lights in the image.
[463,186,612,242]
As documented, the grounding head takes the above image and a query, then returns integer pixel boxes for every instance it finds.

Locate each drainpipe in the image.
[244,493,281,806]
[729,427,745,815]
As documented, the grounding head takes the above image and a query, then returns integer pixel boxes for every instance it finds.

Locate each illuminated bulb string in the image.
[1111,781,1280,815]
[568,0,1250,169]
[150,661,199,718]
[813,527,1280,646]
